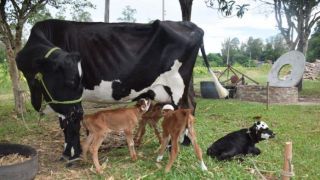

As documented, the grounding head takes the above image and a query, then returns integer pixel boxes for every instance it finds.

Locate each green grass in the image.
[0,65,319,179]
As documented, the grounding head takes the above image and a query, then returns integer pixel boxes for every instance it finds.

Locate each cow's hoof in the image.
[65,156,81,167]
[58,155,69,162]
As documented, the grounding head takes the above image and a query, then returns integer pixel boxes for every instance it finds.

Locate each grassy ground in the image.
[0,65,320,179]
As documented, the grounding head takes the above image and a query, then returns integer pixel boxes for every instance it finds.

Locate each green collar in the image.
[44,47,60,59]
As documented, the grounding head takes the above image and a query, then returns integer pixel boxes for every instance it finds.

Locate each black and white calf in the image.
[207,121,275,161]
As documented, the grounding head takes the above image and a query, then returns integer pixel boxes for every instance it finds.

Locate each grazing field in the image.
[0,65,319,179]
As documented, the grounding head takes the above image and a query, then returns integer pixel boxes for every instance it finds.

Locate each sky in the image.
[87,0,279,54]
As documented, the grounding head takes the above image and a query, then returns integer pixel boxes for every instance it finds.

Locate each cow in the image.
[16,19,227,165]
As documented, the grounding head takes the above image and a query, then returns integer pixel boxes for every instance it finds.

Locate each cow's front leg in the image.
[59,116,72,161]
[65,110,83,167]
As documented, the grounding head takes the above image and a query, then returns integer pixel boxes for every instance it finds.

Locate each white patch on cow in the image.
[58,114,66,120]
[261,133,271,139]
[256,121,269,130]
[83,81,114,102]
[78,62,82,77]
[64,143,67,150]
[82,60,185,105]
[152,86,171,103]
[71,147,75,157]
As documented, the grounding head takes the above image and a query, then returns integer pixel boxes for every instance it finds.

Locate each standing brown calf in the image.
[156,105,208,172]
[134,103,163,146]
[82,99,151,173]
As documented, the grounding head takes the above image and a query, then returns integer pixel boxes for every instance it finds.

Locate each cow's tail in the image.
[200,43,229,98]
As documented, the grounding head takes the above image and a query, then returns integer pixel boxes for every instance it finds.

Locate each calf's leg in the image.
[134,119,147,146]
[165,135,179,172]
[90,134,105,174]
[82,133,93,161]
[187,127,207,171]
[157,130,170,162]
[125,129,137,161]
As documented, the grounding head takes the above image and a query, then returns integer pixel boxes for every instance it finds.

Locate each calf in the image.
[156,105,207,172]
[82,99,151,173]
[134,103,164,146]
[207,121,275,161]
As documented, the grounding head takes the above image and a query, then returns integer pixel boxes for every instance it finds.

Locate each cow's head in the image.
[249,121,275,142]
[33,49,83,114]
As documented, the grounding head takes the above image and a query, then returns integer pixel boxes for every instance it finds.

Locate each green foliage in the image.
[27,7,53,26]
[117,5,137,22]
[307,22,320,62]
[0,63,12,94]
[0,44,6,63]
[207,53,224,66]
[205,0,249,17]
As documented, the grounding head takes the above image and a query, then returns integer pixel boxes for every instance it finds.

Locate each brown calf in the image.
[156,105,207,172]
[134,103,163,146]
[82,99,151,173]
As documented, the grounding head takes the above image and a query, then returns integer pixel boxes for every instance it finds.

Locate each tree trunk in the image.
[6,45,25,114]
[179,0,193,21]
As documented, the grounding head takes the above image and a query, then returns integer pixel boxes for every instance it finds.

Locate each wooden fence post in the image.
[282,141,294,180]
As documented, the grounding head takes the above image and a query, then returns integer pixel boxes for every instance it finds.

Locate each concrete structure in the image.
[268,51,305,87]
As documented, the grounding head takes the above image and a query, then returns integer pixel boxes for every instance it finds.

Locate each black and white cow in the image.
[16,19,225,164]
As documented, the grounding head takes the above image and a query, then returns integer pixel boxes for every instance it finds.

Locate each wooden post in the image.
[282,142,294,180]
[266,82,270,110]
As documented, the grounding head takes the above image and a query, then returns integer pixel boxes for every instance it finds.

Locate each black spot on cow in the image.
[132,90,156,101]
[112,81,131,100]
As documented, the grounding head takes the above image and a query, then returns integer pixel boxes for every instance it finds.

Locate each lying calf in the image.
[134,103,163,146]
[207,121,275,161]
[156,105,207,172]
[82,98,151,173]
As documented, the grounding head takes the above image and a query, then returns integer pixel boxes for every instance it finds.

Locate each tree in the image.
[307,21,320,62]
[245,37,264,60]
[261,34,289,62]
[0,0,94,114]
[221,37,241,65]
[205,0,250,17]
[261,0,320,54]
[117,5,137,22]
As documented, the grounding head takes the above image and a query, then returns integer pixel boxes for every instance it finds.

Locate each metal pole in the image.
[162,0,165,21]
[266,82,269,110]
[104,0,110,22]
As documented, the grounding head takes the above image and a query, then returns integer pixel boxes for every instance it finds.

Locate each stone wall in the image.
[304,60,320,80]
[235,85,298,104]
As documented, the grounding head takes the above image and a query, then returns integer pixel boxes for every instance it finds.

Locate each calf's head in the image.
[136,98,151,113]
[249,121,275,142]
